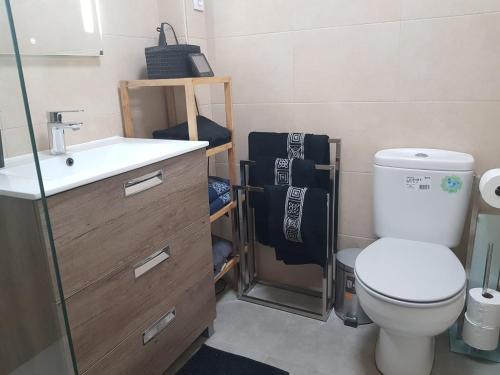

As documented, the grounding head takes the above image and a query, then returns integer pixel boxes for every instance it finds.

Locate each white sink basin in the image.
[0,137,208,200]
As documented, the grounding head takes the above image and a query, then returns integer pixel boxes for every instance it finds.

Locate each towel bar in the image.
[235,138,341,321]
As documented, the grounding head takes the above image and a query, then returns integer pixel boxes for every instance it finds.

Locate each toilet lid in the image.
[354,238,465,303]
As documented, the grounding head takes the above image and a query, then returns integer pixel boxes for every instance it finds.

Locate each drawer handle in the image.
[124,170,164,197]
[133,246,170,279]
[143,308,176,345]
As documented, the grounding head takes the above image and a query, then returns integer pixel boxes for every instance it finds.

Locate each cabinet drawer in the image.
[47,149,208,298]
[67,217,212,373]
[82,272,216,375]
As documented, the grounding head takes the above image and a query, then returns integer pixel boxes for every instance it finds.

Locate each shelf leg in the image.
[119,81,134,138]
[185,81,198,141]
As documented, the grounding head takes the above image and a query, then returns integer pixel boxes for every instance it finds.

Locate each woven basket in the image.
[145,22,200,79]
[145,44,201,79]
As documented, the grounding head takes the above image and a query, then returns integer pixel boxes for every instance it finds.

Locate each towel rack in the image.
[234,138,341,321]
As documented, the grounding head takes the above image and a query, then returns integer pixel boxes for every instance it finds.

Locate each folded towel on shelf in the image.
[249,157,317,246]
[264,185,328,267]
[208,176,231,203]
[210,191,232,215]
[153,115,231,149]
[212,235,233,275]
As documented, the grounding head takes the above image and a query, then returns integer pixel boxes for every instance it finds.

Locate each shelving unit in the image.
[119,76,239,284]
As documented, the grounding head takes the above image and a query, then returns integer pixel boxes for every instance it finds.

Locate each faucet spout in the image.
[47,110,84,155]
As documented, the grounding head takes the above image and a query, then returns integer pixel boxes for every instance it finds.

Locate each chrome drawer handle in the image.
[143,308,176,345]
[124,170,164,197]
[133,246,170,279]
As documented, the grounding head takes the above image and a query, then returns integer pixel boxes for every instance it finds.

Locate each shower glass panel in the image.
[0,1,77,374]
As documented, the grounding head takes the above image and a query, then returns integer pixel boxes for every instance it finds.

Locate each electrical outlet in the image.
[193,0,204,11]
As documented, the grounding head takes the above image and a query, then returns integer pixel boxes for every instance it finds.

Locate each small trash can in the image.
[334,248,372,327]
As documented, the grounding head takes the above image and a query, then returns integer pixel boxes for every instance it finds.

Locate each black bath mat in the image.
[177,345,289,375]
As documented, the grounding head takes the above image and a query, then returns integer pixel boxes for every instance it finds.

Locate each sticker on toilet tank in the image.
[405,176,432,191]
[441,176,463,193]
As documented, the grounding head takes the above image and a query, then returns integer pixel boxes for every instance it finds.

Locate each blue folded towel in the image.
[208,176,231,203]
[210,192,232,215]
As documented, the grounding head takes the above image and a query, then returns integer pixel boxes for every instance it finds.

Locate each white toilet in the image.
[354,148,474,375]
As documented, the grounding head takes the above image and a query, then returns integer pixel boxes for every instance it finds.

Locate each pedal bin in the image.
[334,248,372,327]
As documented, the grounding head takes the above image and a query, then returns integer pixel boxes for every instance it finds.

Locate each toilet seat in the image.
[355,237,466,304]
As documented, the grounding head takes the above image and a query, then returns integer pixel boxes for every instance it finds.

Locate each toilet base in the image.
[375,328,435,375]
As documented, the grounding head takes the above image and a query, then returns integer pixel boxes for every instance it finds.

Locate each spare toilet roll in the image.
[463,313,500,351]
[467,288,500,328]
[479,169,500,209]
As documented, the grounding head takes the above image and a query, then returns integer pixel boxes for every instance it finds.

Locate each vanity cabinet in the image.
[43,148,215,374]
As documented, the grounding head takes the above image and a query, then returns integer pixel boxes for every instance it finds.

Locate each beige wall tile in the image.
[292,103,402,173]
[0,57,26,129]
[339,172,375,239]
[157,0,186,37]
[3,124,47,157]
[398,102,500,174]
[399,13,500,101]
[293,22,400,102]
[338,235,375,251]
[185,0,208,39]
[402,0,500,20]
[206,0,294,38]
[212,33,294,104]
[100,0,160,38]
[212,103,296,163]
[293,101,500,174]
[292,0,401,30]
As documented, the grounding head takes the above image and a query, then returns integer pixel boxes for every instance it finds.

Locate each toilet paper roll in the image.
[479,169,500,209]
[467,288,500,328]
[463,313,500,351]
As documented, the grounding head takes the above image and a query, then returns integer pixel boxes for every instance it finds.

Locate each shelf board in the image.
[214,256,239,283]
[206,142,233,157]
[123,76,231,89]
[209,201,236,223]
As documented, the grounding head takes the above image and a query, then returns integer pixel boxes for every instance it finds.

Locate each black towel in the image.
[249,157,317,246]
[248,132,330,165]
[265,185,328,267]
[153,115,231,149]
[212,235,233,275]
[248,132,330,190]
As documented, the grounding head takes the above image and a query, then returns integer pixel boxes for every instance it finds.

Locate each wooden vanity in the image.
[1,147,215,374]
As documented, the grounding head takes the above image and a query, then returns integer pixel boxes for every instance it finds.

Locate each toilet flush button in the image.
[415,153,429,158]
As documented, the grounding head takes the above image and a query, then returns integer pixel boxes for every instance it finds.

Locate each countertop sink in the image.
[0,136,208,200]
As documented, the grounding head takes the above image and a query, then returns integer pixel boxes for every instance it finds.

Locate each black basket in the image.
[145,23,200,79]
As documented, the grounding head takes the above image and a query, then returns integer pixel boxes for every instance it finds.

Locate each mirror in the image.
[0,0,103,56]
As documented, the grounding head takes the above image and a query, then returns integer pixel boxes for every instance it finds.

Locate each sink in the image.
[0,137,208,199]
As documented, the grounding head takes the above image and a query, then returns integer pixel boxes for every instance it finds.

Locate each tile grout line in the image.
[206,10,500,40]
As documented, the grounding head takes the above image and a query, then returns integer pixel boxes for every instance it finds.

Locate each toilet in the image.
[354,148,474,375]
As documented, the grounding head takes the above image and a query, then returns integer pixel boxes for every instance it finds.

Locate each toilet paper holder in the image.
[482,243,494,297]
[449,175,500,361]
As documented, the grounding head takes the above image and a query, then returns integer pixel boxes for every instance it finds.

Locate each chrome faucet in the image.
[47,110,83,155]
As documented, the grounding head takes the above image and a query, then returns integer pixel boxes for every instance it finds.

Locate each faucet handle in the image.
[48,110,84,123]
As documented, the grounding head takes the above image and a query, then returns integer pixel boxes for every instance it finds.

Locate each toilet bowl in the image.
[355,237,466,375]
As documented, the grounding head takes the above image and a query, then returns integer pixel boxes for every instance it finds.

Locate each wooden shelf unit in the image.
[119,76,238,284]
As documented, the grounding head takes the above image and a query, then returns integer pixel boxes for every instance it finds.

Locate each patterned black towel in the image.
[248,132,330,164]
[249,157,317,246]
[264,185,328,267]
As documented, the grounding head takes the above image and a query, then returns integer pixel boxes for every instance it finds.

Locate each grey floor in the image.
[168,289,500,375]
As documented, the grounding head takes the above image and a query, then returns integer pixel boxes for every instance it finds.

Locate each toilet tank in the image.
[374,148,474,248]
